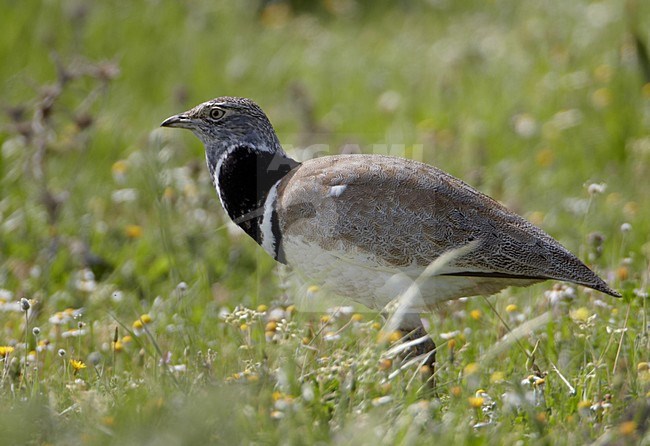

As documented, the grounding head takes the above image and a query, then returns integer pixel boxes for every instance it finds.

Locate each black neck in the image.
[213,146,298,244]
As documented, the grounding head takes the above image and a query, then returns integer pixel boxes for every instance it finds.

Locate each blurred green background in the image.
[1,1,649,444]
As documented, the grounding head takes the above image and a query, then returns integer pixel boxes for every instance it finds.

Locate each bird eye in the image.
[209,107,226,120]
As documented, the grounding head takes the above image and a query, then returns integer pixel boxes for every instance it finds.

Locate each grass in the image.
[1,0,649,444]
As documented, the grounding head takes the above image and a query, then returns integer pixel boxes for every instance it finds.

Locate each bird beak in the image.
[161,113,193,129]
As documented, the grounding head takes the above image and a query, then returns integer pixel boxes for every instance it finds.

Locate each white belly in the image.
[282,236,537,312]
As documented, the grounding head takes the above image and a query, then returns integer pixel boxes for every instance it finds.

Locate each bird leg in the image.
[398,325,436,381]
[401,326,436,370]
[388,313,437,389]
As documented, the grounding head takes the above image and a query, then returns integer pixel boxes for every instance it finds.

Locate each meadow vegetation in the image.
[1,1,649,444]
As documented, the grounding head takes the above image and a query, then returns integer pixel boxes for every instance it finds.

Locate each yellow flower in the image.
[505,304,518,313]
[577,400,592,410]
[125,224,143,239]
[535,148,555,168]
[619,421,637,436]
[133,314,152,329]
[591,88,612,109]
[490,371,505,383]
[163,187,175,200]
[377,330,402,344]
[70,359,87,372]
[569,307,590,322]
[468,396,484,408]
[260,2,291,29]
[464,362,479,375]
[594,64,613,83]
[378,358,393,371]
[387,331,402,343]
[638,362,650,384]
[0,346,15,357]
[470,309,482,320]
[256,304,268,313]
[112,160,128,175]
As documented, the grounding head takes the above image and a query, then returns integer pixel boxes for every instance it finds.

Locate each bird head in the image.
[161,97,283,156]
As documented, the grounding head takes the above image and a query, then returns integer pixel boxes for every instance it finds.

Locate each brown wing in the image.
[276,154,619,297]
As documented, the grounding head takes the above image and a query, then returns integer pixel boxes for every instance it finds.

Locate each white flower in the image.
[323,332,341,341]
[587,183,606,195]
[170,364,187,373]
[372,396,393,406]
[111,291,124,303]
[440,330,461,340]
[62,328,88,338]
[111,188,138,203]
